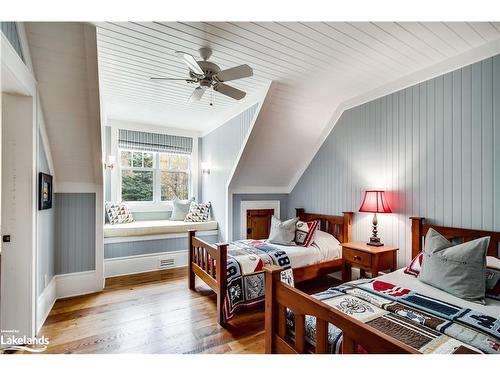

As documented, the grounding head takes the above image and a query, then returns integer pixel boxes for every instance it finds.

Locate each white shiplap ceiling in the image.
[96,22,500,188]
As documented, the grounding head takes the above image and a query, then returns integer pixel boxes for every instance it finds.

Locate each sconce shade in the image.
[359,190,392,213]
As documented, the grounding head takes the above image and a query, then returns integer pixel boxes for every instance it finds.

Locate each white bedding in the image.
[271,241,341,269]
[376,268,500,318]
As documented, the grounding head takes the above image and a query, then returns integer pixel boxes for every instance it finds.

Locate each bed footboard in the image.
[188,230,228,325]
[264,265,418,354]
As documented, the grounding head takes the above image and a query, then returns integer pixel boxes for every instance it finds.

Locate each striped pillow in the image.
[295,220,319,247]
[404,252,423,276]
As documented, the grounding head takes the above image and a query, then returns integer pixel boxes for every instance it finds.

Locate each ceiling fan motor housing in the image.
[189,61,221,86]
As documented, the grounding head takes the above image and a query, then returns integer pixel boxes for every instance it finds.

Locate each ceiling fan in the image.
[150,47,253,104]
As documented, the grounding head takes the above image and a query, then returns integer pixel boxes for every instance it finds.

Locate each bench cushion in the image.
[104,220,218,238]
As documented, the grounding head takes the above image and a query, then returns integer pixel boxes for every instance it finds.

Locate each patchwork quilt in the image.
[288,279,500,354]
[224,240,294,321]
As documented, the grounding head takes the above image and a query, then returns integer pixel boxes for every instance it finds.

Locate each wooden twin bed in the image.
[264,217,500,354]
[187,209,353,325]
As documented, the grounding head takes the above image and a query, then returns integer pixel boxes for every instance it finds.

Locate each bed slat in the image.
[315,319,329,354]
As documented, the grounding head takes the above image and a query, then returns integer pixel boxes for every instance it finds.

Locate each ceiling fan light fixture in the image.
[150,47,253,103]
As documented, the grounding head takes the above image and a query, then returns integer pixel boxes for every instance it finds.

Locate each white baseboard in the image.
[36,277,57,334]
[104,250,188,278]
[55,270,103,299]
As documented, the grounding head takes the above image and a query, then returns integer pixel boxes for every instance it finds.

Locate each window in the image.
[119,149,190,203]
[159,153,190,201]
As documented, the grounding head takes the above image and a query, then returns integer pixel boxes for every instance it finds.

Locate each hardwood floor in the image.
[35,267,340,354]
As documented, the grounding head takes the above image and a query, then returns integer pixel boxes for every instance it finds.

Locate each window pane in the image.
[159,154,169,169]
[160,171,188,201]
[120,151,131,167]
[159,153,189,170]
[132,152,143,168]
[170,154,189,170]
[121,170,153,201]
[143,152,154,168]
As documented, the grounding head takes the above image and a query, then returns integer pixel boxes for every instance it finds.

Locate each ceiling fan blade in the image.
[150,77,195,82]
[215,64,253,82]
[189,87,206,102]
[214,83,246,100]
[175,51,204,76]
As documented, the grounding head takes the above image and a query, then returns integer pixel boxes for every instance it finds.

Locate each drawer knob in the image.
[354,255,362,260]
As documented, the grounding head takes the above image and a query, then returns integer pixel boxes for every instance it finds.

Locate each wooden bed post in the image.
[342,212,354,243]
[264,265,282,354]
[188,230,196,290]
[410,217,425,259]
[216,242,228,326]
[295,208,305,218]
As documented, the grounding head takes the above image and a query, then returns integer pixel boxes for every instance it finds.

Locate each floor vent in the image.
[159,258,175,268]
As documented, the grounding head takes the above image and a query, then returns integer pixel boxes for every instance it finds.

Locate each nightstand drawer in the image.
[343,248,372,268]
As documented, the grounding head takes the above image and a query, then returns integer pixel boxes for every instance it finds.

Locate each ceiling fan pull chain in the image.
[210,87,213,107]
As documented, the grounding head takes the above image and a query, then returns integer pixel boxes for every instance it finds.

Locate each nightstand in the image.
[341,241,398,282]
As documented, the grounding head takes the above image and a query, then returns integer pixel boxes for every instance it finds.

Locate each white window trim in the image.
[107,122,199,212]
[118,149,191,206]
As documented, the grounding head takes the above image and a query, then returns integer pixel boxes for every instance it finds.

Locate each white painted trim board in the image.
[36,277,56,334]
[104,250,188,278]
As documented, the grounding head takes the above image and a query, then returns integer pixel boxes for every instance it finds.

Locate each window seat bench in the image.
[103,220,219,277]
[104,220,218,238]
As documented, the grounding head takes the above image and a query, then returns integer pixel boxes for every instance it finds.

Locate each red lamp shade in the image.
[359,190,392,214]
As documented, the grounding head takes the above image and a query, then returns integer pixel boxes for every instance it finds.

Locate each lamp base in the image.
[367,237,384,247]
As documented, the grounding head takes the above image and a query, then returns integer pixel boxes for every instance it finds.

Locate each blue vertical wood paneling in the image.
[0,22,25,63]
[494,57,500,231]
[201,103,258,241]
[482,59,494,229]
[37,135,55,295]
[289,55,500,265]
[104,233,218,259]
[55,193,96,274]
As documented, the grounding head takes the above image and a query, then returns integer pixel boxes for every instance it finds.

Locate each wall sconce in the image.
[201,162,211,175]
[105,155,116,170]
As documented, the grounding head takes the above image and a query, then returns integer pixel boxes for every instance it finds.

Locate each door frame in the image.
[240,200,280,240]
[1,29,38,341]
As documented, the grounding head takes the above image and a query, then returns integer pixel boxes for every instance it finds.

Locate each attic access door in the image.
[246,209,274,240]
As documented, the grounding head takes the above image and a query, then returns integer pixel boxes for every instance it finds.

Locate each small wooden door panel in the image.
[246,209,274,240]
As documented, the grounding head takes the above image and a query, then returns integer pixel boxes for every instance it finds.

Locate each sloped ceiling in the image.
[26,22,102,188]
[96,22,500,189]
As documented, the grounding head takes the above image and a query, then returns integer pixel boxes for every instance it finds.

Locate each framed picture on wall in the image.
[39,172,53,210]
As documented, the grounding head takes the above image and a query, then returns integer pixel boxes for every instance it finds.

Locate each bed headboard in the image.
[410,217,500,259]
[296,208,353,243]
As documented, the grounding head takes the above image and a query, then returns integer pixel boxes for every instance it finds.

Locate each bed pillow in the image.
[105,202,134,225]
[418,228,490,304]
[404,253,423,276]
[486,256,500,300]
[268,216,299,246]
[405,248,500,278]
[295,219,319,247]
[184,202,211,222]
[486,267,500,301]
[170,197,195,221]
[312,230,340,261]
[404,228,451,276]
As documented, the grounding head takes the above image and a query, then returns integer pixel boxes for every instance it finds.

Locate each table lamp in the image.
[359,190,392,247]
